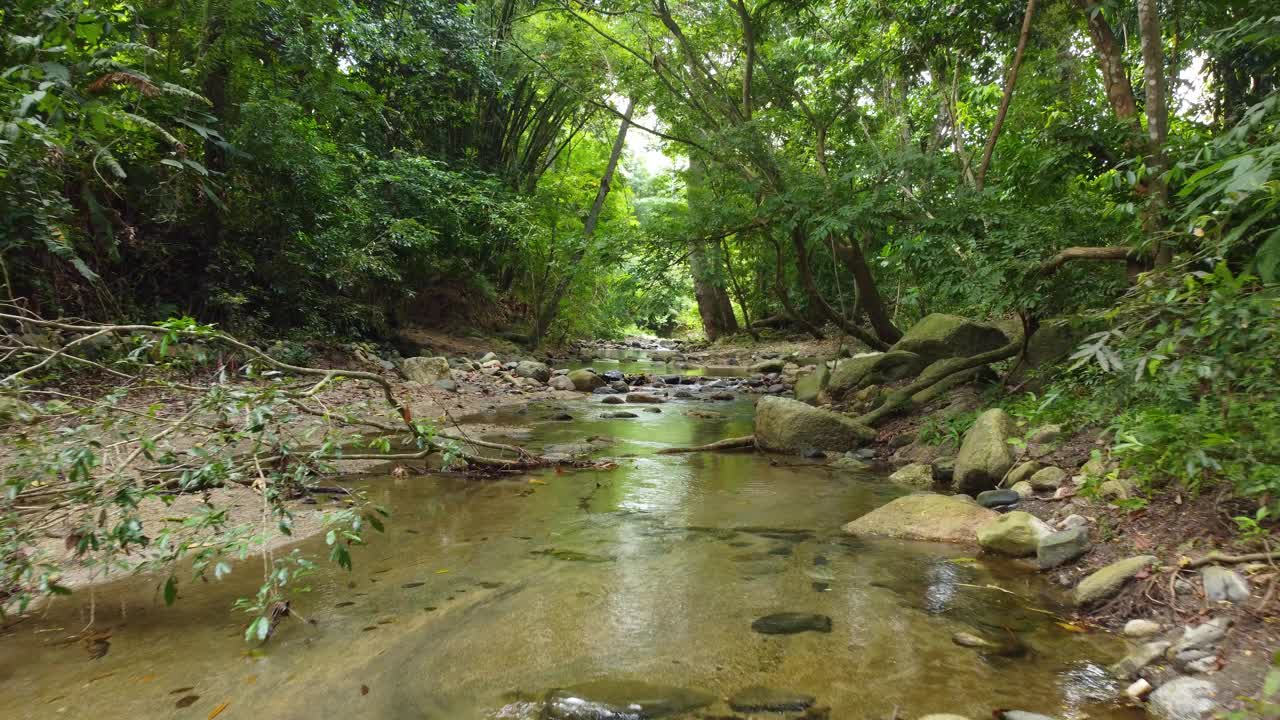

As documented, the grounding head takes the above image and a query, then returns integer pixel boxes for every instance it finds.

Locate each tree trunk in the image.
[975,0,1037,191]
[721,238,759,340]
[1137,0,1172,266]
[833,233,902,344]
[690,241,740,340]
[790,227,887,350]
[771,237,825,340]
[1073,0,1141,129]
[532,99,634,346]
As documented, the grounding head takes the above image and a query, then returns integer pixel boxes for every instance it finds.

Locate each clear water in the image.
[0,396,1136,720]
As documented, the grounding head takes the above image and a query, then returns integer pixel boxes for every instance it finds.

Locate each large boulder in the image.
[750,358,786,374]
[977,511,1054,556]
[755,396,875,454]
[889,463,935,489]
[548,375,576,391]
[567,369,605,392]
[793,364,830,405]
[890,314,1009,364]
[953,409,1019,494]
[402,356,451,384]
[825,351,925,400]
[843,494,998,544]
[514,360,551,383]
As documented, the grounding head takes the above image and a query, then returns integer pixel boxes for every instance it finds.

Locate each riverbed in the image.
[0,392,1137,720]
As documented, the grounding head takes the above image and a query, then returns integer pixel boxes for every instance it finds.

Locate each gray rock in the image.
[600,395,625,404]
[1059,514,1089,530]
[727,686,815,713]
[1002,713,1058,720]
[402,356,451,384]
[544,680,715,720]
[844,494,996,544]
[601,370,625,382]
[1201,566,1250,604]
[1185,656,1219,674]
[977,511,1054,556]
[608,380,630,393]
[954,409,1019,494]
[825,351,926,400]
[976,489,1021,508]
[601,411,638,419]
[514,360,551,383]
[1037,526,1090,569]
[1029,466,1067,491]
[1111,641,1172,679]
[567,369,605,391]
[851,447,877,460]
[1073,555,1157,606]
[548,375,576,391]
[1005,461,1042,486]
[794,364,830,405]
[1028,424,1063,443]
[754,396,875,454]
[592,386,620,395]
[1171,617,1232,656]
[1148,677,1218,720]
[625,392,664,404]
[433,378,458,392]
[751,613,832,635]
[750,359,787,374]
[1010,481,1034,499]
[932,456,956,484]
[829,456,871,472]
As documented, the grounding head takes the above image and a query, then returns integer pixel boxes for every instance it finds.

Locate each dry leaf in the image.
[361,684,369,696]
[434,569,449,574]
[528,479,546,485]
[208,701,229,719]
[1055,622,1087,633]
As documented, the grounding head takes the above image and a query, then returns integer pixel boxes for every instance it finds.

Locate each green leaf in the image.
[163,576,178,606]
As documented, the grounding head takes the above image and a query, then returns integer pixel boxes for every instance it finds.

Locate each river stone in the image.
[754,396,875,454]
[952,632,997,649]
[402,356,451,384]
[751,612,832,634]
[601,369,625,382]
[1073,555,1157,606]
[829,456,871,472]
[977,511,1053,557]
[794,364,830,404]
[1111,640,1172,679]
[1029,466,1067,491]
[889,313,1009,364]
[433,378,458,392]
[1037,525,1090,569]
[1010,481,1034,499]
[727,686,815,712]
[626,392,663,404]
[1201,566,1250,604]
[825,351,926,399]
[1005,461,1041,486]
[514,360,551,383]
[1148,678,1218,720]
[549,375,576,391]
[568,369,606,391]
[602,411,638,419]
[975,489,1020,508]
[600,395,624,405]
[954,409,1018,494]
[1029,424,1063,444]
[544,680,715,719]
[843,494,998,544]
[1124,619,1163,638]
[1171,617,1232,656]
[889,463,935,489]
[750,359,787,374]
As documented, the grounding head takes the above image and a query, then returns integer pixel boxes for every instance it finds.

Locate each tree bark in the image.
[1073,0,1141,128]
[532,99,634,346]
[790,228,887,350]
[1137,0,1172,266]
[771,237,825,340]
[721,237,759,340]
[975,0,1037,191]
[833,233,902,344]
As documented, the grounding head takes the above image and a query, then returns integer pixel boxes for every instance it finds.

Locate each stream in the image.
[0,376,1140,720]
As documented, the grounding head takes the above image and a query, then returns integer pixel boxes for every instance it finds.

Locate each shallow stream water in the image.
[0,395,1138,720]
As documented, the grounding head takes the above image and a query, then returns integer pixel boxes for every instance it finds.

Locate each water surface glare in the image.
[0,396,1136,720]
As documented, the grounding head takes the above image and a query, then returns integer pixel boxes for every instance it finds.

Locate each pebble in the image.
[1124,619,1163,638]
[1126,678,1153,700]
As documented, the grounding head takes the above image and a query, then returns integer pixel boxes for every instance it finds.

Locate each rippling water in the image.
[0,395,1137,720]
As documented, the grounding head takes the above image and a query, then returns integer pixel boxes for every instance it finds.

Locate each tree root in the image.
[1182,550,1280,569]
[855,341,1022,426]
[657,435,756,454]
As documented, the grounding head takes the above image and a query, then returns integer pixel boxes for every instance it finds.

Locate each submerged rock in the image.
[1073,555,1157,606]
[751,612,833,635]
[754,396,875,454]
[728,686,815,712]
[953,409,1019,494]
[544,680,715,719]
[843,494,997,544]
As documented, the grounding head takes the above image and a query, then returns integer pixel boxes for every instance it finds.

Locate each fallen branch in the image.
[656,435,756,454]
[1182,551,1280,569]
[1039,246,1140,275]
[856,341,1022,426]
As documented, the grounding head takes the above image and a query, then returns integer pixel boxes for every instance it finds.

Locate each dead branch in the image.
[656,435,756,454]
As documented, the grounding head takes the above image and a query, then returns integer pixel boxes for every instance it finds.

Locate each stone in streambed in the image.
[514,360,551,383]
[843,494,997,544]
[751,612,832,635]
[1005,461,1041,486]
[1036,525,1090,569]
[567,369,605,391]
[794,364,830,404]
[890,463,935,489]
[1201,566,1250,604]
[1073,555,1157,606]
[953,409,1019,494]
[977,511,1053,557]
[754,396,875,454]
[600,395,625,404]
[1124,619,1162,638]
[1147,677,1219,720]
[402,356,452,384]
[975,488,1020,508]
[548,375,576,391]
[626,392,664,404]
[1029,466,1067,491]
[543,680,714,719]
[601,411,638,419]
[728,686,815,712]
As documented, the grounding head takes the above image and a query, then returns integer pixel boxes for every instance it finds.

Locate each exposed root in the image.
[1182,550,1280,569]
[656,435,756,454]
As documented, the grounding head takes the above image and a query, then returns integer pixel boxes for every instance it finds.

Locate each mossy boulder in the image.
[754,396,875,454]
[889,463,935,489]
[953,409,1019,494]
[1073,555,1158,606]
[824,351,926,400]
[514,360,551,383]
[567,368,606,391]
[793,364,830,405]
[842,493,998,544]
[402,356,452,384]
[889,313,1010,364]
[0,396,38,426]
[977,511,1054,557]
